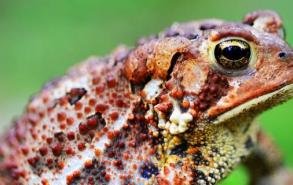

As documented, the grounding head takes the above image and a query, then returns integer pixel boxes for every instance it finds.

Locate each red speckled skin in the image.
[1,11,293,185]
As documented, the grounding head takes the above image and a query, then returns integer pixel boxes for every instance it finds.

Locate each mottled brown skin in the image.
[0,11,293,185]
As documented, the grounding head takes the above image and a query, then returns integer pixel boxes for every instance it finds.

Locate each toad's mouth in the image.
[210,83,293,124]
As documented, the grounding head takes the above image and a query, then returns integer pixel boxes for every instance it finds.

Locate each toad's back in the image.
[0,20,213,184]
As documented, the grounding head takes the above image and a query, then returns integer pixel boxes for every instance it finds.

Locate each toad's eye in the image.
[214,39,251,70]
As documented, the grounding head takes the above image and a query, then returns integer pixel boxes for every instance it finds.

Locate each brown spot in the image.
[113,160,123,170]
[95,85,105,95]
[57,112,67,122]
[51,143,63,157]
[46,137,53,144]
[59,97,68,106]
[27,156,40,167]
[95,104,109,113]
[116,100,126,108]
[74,102,83,111]
[79,123,89,135]
[46,158,53,166]
[109,111,119,121]
[181,100,190,109]
[66,117,75,126]
[77,143,86,151]
[54,132,65,142]
[77,112,83,119]
[21,146,29,156]
[95,149,101,157]
[87,113,106,129]
[92,77,100,85]
[84,106,91,114]
[57,161,65,169]
[42,179,49,185]
[67,132,75,140]
[104,173,111,182]
[107,131,119,140]
[88,99,96,106]
[65,147,75,155]
[67,88,87,105]
[39,146,48,156]
[154,102,173,113]
[107,75,117,88]
[84,160,93,169]
[66,170,81,185]
[171,88,184,99]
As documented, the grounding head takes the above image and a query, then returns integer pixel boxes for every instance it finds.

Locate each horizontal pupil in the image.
[222,45,246,61]
[214,39,251,70]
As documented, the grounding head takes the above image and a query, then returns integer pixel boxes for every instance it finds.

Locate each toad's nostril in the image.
[278,51,293,65]
[278,52,287,58]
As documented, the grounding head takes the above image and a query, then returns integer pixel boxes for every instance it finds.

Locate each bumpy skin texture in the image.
[0,11,293,185]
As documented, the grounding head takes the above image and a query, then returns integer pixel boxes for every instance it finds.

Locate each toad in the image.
[0,10,292,185]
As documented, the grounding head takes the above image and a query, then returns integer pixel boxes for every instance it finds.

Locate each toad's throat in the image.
[211,83,293,124]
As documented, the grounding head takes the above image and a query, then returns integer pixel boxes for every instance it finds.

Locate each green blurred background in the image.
[0,0,292,184]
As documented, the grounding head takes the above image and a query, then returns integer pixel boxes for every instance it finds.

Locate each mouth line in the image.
[211,82,293,124]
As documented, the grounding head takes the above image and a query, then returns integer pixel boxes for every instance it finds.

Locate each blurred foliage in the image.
[0,0,292,184]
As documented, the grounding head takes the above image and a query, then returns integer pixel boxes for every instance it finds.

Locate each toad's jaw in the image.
[211,83,293,124]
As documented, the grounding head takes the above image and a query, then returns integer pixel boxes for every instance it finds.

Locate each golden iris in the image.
[214,39,251,70]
